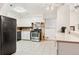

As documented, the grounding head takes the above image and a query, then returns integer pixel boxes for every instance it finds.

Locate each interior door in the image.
[1,16,16,55]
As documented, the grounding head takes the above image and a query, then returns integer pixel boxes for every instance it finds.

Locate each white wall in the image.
[44,9,57,40]
[57,4,79,32]
[70,10,79,31]
[57,5,70,32]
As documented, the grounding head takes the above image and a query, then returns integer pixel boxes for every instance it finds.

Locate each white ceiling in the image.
[9,3,62,15]
[0,3,79,18]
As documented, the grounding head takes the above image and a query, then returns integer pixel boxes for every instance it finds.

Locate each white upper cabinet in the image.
[17,17,32,27]
[17,15,44,27]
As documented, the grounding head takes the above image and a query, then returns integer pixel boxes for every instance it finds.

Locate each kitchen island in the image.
[54,32,79,55]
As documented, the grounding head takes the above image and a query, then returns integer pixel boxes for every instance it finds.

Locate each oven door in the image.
[31,31,40,42]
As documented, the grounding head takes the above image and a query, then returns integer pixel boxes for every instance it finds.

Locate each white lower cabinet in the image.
[21,31,30,40]
[57,41,79,55]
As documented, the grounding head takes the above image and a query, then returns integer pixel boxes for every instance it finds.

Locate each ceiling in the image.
[0,3,79,18]
[9,3,63,15]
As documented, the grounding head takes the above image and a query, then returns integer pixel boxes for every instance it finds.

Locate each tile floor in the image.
[13,40,57,55]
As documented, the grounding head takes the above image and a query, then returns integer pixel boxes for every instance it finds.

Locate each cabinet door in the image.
[57,42,79,55]
[21,31,30,40]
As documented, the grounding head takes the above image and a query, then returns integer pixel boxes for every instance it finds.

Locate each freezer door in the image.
[1,16,16,55]
[0,16,3,54]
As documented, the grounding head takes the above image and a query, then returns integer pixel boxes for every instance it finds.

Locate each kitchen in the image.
[0,3,79,55]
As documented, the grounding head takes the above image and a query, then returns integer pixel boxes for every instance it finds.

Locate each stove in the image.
[30,29,41,42]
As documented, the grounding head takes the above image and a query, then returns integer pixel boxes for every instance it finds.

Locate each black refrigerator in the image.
[0,15,16,55]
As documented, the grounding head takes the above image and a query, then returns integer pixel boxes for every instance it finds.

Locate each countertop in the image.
[53,32,79,43]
